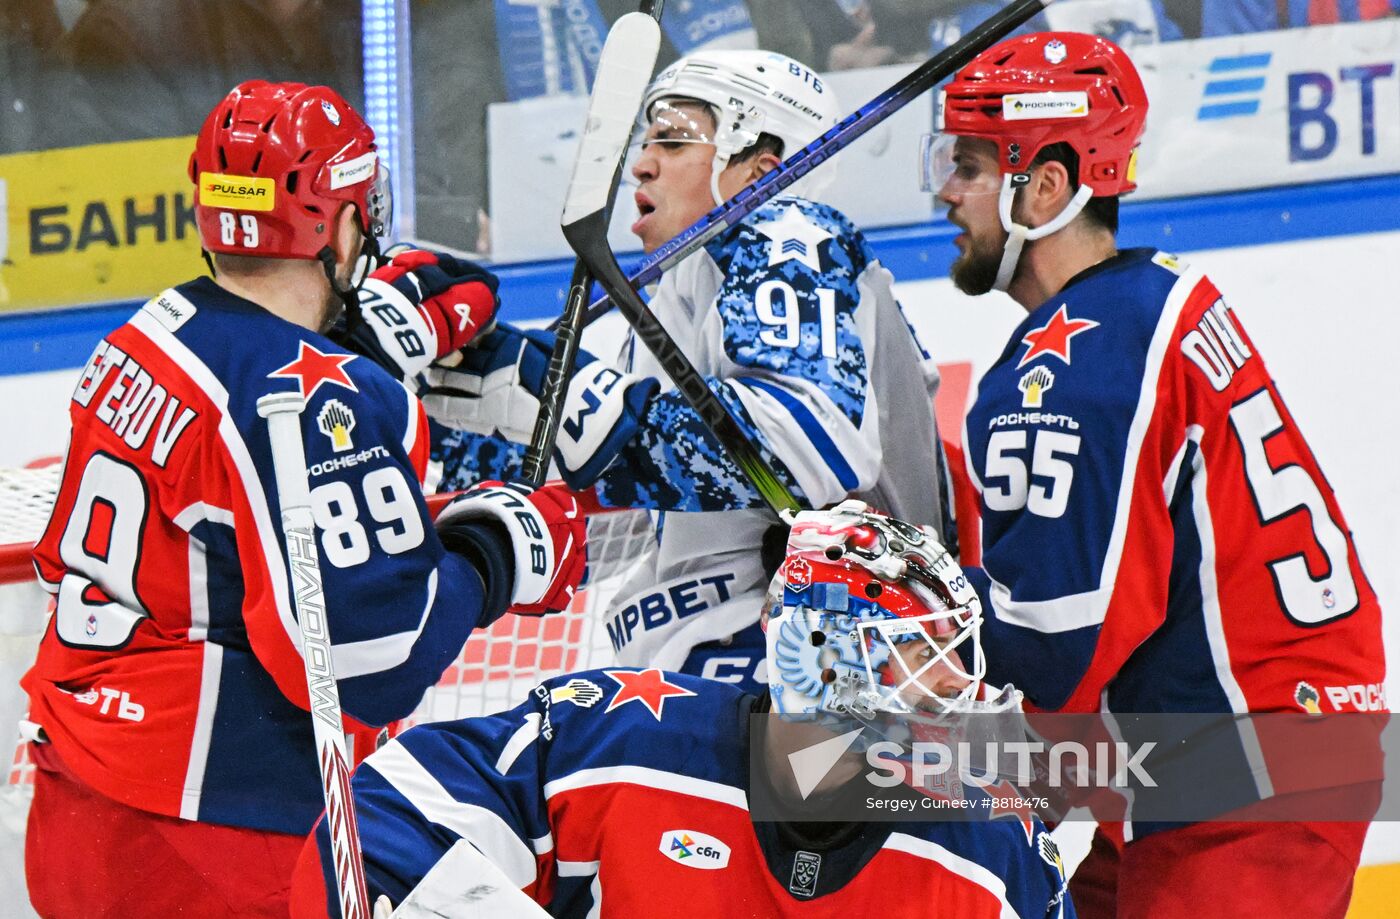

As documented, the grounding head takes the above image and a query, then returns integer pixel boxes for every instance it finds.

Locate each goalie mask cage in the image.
[0,463,651,908]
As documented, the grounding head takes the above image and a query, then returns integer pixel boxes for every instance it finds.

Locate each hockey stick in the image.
[257,392,372,919]
[387,839,552,918]
[564,0,1054,330]
[520,0,667,487]
[558,9,802,514]
[562,0,1051,515]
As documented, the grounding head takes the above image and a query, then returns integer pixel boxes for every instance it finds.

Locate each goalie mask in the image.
[639,49,841,206]
[763,501,1019,721]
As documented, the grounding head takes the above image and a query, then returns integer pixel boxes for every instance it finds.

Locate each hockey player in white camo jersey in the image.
[426,50,949,693]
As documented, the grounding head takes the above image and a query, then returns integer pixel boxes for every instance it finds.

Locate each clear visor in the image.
[620,98,718,189]
[348,162,393,288]
[919,133,1003,202]
[366,160,393,240]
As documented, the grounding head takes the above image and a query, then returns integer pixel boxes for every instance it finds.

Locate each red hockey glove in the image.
[350,248,500,379]
[435,481,586,616]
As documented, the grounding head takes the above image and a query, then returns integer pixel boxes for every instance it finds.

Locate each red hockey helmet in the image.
[939,32,1148,196]
[188,80,390,260]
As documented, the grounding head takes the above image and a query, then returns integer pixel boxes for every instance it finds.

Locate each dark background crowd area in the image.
[3,0,1394,253]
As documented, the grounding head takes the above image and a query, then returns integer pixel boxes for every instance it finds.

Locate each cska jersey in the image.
[23,278,506,835]
[291,670,1071,918]
[436,196,948,680]
[961,249,1385,722]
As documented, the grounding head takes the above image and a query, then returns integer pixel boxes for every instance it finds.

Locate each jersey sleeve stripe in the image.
[981,269,1204,635]
[882,833,1023,919]
[542,765,748,811]
[178,642,225,820]
[173,502,236,531]
[128,307,299,651]
[1177,424,1255,717]
[364,740,545,888]
[495,711,543,775]
[173,503,234,641]
[731,376,860,491]
[329,569,438,679]
[401,385,421,463]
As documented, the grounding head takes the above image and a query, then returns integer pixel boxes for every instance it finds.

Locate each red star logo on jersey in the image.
[604,669,697,721]
[974,777,1037,843]
[1016,305,1100,369]
[268,342,358,400]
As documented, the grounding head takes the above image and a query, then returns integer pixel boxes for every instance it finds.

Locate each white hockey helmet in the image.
[640,49,842,206]
[762,500,1020,721]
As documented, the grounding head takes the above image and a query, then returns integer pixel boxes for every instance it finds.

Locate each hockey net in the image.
[0,463,651,807]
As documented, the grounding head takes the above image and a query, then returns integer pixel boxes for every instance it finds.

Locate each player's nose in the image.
[926,647,971,698]
[631,147,658,183]
[930,663,971,698]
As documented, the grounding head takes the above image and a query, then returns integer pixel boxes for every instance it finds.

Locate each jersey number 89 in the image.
[311,466,425,568]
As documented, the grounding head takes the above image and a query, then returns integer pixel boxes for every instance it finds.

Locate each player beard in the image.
[318,289,346,334]
[950,230,1005,297]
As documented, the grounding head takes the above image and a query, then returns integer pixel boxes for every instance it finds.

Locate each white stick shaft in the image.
[257,391,372,919]
[560,11,661,225]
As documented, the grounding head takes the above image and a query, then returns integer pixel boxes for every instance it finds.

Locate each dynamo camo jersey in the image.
[960,249,1384,829]
[23,277,504,835]
[435,197,948,678]
[291,670,1071,918]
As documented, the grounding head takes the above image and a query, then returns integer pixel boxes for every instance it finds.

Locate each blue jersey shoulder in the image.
[906,820,1068,917]
[531,669,752,787]
[169,277,409,438]
[986,247,1183,400]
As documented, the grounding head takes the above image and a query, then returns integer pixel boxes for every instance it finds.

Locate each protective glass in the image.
[919,133,1003,200]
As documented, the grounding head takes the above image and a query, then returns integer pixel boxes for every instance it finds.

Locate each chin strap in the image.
[708,150,732,207]
[317,235,382,335]
[994,174,1096,293]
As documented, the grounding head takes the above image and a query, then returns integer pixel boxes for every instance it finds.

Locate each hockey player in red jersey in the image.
[929,32,1385,919]
[21,80,586,919]
[289,502,1072,918]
